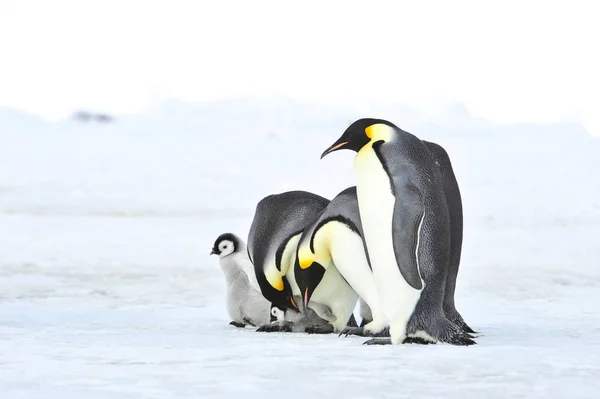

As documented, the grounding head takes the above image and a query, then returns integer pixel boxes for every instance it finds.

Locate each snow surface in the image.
[1,101,600,398]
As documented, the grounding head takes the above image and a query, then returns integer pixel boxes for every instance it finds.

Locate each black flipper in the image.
[391,182,425,290]
[229,321,246,328]
[374,139,425,290]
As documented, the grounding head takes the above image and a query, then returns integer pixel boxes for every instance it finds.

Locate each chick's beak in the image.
[210,248,217,255]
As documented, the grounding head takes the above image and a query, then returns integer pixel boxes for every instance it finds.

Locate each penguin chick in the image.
[211,233,271,328]
[257,296,333,333]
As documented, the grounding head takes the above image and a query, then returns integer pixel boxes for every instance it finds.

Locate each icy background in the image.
[1,99,600,398]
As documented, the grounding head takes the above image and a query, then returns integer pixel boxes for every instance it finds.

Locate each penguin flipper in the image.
[391,183,425,290]
[229,321,246,328]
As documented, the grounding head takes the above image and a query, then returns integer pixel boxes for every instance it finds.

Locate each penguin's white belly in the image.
[354,146,422,342]
[309,263,358,331]
[327,222,384,324]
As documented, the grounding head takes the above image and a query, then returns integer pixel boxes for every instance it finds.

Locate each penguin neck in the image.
[220,256,245,281]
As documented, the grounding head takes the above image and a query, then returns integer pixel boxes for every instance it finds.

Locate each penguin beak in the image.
[320,141,349,159]
[303,288,310,310]
[289,296,298,310]
[210,248,217,255]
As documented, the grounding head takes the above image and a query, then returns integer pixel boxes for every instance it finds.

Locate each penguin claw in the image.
[450,333,477,346]
[229,321,246,328]
[363,338,392,345]
[445,310,477,334]
[339,327,366,337]
[305,324,334,334]
[339,327,390,338]
[256,323,292,333]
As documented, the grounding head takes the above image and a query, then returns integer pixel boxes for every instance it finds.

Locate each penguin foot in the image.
[444,308,477,334]
[305,324,334,334]
[339,327,390,338]
[229,321,246,328]
[339,327,366,337]
[242,318,256,327]
[402,337,435,345]
[362,338,392,345]
[433,319,477,346]
[256,323,293,333]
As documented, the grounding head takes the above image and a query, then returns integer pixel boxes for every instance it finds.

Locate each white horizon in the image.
[0,0,598,136]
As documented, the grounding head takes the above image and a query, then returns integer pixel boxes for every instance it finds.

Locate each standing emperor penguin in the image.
[320,118,476,346]
[211,233,271,327]
[295,186,388,336]
[247,190,335,332]
[422,140,475,334]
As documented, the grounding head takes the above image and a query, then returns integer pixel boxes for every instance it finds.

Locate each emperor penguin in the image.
[422,140,475,334]
[295,186,388,336]
[210,233,271,327]
[247,190,334,332]
[320,118,476,346]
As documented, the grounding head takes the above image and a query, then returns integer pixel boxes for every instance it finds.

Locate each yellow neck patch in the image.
[365,123,394,142]
[266,272,284,291]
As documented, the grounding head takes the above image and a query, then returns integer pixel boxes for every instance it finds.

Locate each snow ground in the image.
[1,103,600,398]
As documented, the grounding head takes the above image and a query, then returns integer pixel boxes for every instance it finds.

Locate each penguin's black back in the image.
[248,190,330,274]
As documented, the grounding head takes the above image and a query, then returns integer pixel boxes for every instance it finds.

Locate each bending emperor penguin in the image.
[211,233,271,328]
[295,186,389,336]
[247,190,334,332]
[320,118,476,346]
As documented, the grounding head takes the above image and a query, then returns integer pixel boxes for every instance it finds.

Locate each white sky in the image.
[0,0,598,135]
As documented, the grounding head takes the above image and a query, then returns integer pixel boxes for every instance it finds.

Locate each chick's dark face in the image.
[294,257,326,312]
[320,118,397,159]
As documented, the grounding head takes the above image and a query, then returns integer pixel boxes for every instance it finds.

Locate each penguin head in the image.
[295,258,326,312]
[270,305,285,323]
[320,118,398,158]
[258,271,299,312]
[210,233,240,258]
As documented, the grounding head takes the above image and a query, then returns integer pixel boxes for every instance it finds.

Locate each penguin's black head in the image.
[320,118,398,159]
[294,256,326,312]
[210,233,240,258]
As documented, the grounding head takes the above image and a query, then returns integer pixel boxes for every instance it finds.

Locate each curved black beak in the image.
[320,140,349,159]
[210,248,218,255]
